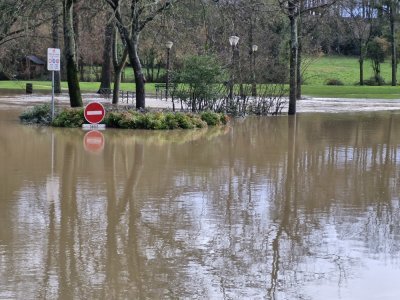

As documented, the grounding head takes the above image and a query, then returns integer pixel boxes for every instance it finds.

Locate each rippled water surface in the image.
[1,107,400,299]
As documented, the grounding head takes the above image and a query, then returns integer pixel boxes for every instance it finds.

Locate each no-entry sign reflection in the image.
[83,130,104,154]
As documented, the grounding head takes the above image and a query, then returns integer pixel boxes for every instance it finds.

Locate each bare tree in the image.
[0,0,47,47]
[376,0,397,85]
[52,1,62,94]
[340,0,376,86]
[63,0,83,107]
[105,0,180,109]
[112,25,129,104]
[279,0,337,114]
[98,16,114,93]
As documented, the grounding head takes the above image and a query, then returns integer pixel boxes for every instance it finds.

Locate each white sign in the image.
[82,124,106,130]
[47,48,61,71]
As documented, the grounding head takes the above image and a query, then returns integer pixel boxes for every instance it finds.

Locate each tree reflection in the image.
[2,113,400,298]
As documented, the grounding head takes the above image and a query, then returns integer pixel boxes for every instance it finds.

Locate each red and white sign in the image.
[84,102,105,124]
[47,48,60,71]
[84,130,104,153]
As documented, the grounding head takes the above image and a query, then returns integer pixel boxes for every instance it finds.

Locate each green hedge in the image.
[19,103,52,125]
[20,104,228,129]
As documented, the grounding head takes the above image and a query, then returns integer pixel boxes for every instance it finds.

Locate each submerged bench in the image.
[119,90,135,104]
[98,88,112,96]
[98,88,135,104]
[155,83,166,99]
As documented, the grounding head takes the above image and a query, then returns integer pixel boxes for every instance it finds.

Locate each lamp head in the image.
[229,36,240,47]
[165,41,173,49]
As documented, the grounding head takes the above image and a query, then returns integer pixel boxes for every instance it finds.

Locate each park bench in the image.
[119,90,135,104]
[98,88,112,96]
[98,88,135,104]
[155,83,166,99]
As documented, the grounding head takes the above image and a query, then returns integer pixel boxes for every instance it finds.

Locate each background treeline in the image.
[0,0,399,109]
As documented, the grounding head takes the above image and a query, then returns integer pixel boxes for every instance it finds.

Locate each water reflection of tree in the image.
[3,113,400,298]
[264,113,400,298]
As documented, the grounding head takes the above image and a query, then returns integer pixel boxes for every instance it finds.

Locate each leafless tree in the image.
[105,0,181,109]
[63,0,83,107]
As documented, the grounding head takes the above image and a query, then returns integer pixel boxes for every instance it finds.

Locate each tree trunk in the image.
[296,2,303,100]
[98,19,114,93]
[52,4,61,94]
[288,1,297,115]
[115,20,145,109]
[73,0,82,81]
[126,34,146,109]
[112,71,122,105]
[390,5,396,86]
[296,31,302,100]
[359,57,364,86]
[63,0,82,107]
[112,27,128,105]
[106,0,175,109]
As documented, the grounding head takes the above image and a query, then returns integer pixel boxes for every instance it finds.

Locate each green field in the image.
[1,56,399,99]
[0,80,160,93]
[302,85,400,99]
[303,55,392,86]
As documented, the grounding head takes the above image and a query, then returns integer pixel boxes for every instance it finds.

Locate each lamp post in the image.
[228,36,239,103]
[165,41,173,100]
[251,44,258,97]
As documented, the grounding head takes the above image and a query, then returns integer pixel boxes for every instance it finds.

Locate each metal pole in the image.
[166,48,170,100]
[51,70,55,121]
[252,51,257,97]
[51,132,55,176]
[229,44,235,102]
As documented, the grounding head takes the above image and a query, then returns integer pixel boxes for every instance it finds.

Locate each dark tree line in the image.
[0,0,399,113]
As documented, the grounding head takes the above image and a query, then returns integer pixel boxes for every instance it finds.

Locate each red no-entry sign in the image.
[84,102,105,124]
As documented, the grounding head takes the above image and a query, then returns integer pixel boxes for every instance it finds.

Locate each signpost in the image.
[47,48,61,121]
[83,102,106,130]
[83,103,106,152]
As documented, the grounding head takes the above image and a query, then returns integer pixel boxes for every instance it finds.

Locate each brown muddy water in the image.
[1,106,400,299]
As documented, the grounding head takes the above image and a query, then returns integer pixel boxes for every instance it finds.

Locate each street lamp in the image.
[228,36,239,102]
[165,41,173,100]
[251,44,258,97]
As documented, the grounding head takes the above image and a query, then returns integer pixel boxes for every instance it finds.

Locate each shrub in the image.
[52,108,85,127]
[200,111,221,126]
[173,55,226,111]
[174,112,195,129]
[190,114,208,128]
[142,112,169,130]
[20,106,229,130]
[325,78,344,86]
[164,112,180,129]
[220,114,230,125]
[104,111,124,128]
[364,76,385,86]
[19,104,51,125]
[106,111,206,130]
[367,37,389,81]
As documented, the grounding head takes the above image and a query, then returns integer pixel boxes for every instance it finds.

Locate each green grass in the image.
[1,55,399,99]
[302,85,400,99]
[300,55,399,98]
[81,65,166,82]
[0,80,162,94]
[303,55,392,85]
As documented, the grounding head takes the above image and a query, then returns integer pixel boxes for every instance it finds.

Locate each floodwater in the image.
[1,104,400,299]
